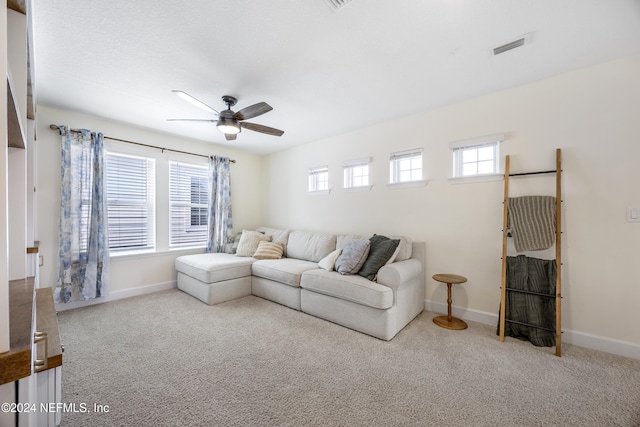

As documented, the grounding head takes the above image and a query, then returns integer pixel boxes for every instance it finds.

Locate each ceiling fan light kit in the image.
[169,91,283,140]
[216,117,241,134]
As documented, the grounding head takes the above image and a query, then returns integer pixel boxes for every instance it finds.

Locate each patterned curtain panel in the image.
[57,127,110,303]
[206,156,233,253]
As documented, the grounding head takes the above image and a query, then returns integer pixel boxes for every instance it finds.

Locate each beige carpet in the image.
[57,289,640,426]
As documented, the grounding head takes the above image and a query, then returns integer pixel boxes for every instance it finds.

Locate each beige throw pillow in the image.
[318,249,342,271]
[235,230,272,257]
[253,241,285,260]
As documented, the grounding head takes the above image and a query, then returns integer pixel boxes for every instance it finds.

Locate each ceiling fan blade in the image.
[225,133,237,141]
[172,90,219,114]
[166,118,217,122]
[240,121,284,136]
[233,102,272,120]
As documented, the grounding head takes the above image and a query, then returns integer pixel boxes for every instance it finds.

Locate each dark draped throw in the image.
[498,255,557,347]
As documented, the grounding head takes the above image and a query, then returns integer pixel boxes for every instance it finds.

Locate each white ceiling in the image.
[31,0,640,155]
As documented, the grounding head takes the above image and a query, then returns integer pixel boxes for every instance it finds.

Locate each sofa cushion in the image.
[301,269,393,309]
[335,238,370,275]
[287,231,336,262]
[253,241,285,260]
[256,227,291,256]
[252,258,319,287]
[358,235,401,281]
[175,253,256,284]
[236,230,272,257]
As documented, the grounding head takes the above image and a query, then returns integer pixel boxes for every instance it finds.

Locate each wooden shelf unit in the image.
[0,279,63,386]
[35,288,63,371]
[0,278,35,385]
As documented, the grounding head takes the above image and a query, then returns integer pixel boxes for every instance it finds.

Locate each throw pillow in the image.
[228,231,243,254]
[384,244,401,266]
[318,249,342,271]
[334,239,370,275]
[235,230,272,257]
[357,234,401,281]
[253,241,285,260]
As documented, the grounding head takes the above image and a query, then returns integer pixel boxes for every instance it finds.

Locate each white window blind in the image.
[308,166,329,192]
[169,161,209,248]
[389,148,423,183]
[77,152,94,256]
[106,153,155,252]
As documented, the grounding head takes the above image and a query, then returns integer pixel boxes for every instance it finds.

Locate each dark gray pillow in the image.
[335,239,370,275]
[358,234,401,281]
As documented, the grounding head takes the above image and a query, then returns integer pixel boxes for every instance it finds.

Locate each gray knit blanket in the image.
[499,255,557,347]
[507,196,556,252]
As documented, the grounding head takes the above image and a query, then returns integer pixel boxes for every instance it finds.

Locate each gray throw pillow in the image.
[335,239,370,275]
[228,231,243,254]
[358,234,401,281]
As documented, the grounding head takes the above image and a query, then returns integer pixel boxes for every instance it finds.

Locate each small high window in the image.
[343,157,371,190]
[308,166,329,193]
[450,134,503,181]
[389,148,423,184]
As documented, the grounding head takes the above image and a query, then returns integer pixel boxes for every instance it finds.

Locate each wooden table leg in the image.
[433,282,468,330]
[447,283,453,322]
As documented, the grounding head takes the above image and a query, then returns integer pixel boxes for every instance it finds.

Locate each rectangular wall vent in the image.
[493,33,532,56]
[325,0,353,11]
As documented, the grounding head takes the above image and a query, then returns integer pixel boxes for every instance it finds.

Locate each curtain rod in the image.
[48,124,236,163]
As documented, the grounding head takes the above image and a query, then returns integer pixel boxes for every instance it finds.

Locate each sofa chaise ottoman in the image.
[175,253,254,305]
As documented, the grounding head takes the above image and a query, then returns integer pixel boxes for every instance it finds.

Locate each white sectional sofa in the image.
[175,227,425,341]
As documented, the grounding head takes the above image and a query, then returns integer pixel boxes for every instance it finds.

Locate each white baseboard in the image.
[55,281,177,312]
[425,300,640,360]
[560,330,640,360]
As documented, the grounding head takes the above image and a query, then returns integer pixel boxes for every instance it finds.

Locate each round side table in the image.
[432,273,468,330]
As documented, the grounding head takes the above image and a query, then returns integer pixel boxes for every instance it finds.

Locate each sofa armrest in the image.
[376,259,422,289]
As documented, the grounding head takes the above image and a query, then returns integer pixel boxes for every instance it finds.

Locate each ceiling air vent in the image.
[493,33,533,55]
[325,0,353,11]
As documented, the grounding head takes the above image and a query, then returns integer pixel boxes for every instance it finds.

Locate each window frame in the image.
[105,151,156,254]
[388,148,425,187]
[308,165,330,194]
[449,134,504,184]
[168,161,210,249]
[76,152,95,257]
[342,157,372,192]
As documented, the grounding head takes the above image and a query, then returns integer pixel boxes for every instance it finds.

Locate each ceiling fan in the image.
[168,90,285,141]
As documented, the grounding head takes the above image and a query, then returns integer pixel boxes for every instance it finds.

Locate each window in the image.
[169,161,209,248]
[389,148,423,184]
[106,153,155,253]
[308,166,329,192]
[450,134,503,180]
[77,153,95,255]
[343,157,371,190]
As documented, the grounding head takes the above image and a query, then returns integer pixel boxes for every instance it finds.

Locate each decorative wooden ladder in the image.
[499,148,562,357]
